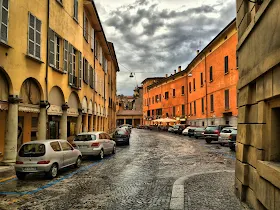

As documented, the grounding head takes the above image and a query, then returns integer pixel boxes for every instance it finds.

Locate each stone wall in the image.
[236,0,280,209]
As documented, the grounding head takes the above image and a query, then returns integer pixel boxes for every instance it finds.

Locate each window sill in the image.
[210,111,214,113]
[56,0,64,7]
[26,54,44,64]
[73,17,79,24]
[257,160,280,190]
[224,72,229,75]
[0,41,12,49]
[51,66,66,74]
[181,94,185,96]
[70,85,80,90]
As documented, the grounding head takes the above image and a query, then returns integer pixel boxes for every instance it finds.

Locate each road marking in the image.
[0,175,16,183]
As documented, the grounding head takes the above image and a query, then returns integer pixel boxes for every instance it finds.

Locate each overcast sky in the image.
[94,0,236,96]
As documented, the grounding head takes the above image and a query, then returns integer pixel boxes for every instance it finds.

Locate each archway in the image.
[68,91,81,137]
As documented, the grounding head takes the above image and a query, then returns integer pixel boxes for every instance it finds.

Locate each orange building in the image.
[142,19,238,126]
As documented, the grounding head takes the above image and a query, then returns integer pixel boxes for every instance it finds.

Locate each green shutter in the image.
[78,51,82,88]
[68,44,73,86]
[63,40,68,72]
[49,29,55,67]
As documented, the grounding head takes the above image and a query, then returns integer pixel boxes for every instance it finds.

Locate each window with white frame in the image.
[28,13,41,59]
[0,0,9,43]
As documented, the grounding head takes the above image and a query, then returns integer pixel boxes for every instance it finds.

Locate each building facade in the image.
[142,20,238,127]
[0,0,118,164]
[235,0,280,209]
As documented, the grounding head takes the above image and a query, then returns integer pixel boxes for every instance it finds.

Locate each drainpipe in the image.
[204,52,208,126]
[45,0,50,102]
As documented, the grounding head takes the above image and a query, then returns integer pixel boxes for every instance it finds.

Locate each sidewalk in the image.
[170,170,249,210]
[0,166,15,181]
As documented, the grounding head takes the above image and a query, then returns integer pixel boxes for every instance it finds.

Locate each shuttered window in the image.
[210,94,214,112]
[49,29,55,67]
[200,72,203,86]
[182,105,185,116]
[91,28,94,51]
[181,86,184,95]
[95,39,98,58]
[83,10,88,42]
[73,0,78,21]
[190,102,192,115]
[201,98,204,114]
[99,47,103,65]
[93,68,96,90]
[189,82,191,92]
[209,66,213,81]
[83,58,88,84]
[0,0,9,43]
[225,89,229,110]
[68,44,74,86]
[78,51,82,88]
[28,13,41,59]
[49,30,61,70]
[63,40,68,73]
[89,65,94,89]
[193,78,196,91]
[194,101,196,115]
[224,56,229,74]
[173,107,175,117]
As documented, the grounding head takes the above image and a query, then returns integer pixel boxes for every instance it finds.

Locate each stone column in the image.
[60,104,68,140]
[94,115,98,131]
[124,118,126,124]
[83,113,88,132]
[2,96,20,165]
[38,101,48,140]
[88,115,93,132]
[75,109,82,134]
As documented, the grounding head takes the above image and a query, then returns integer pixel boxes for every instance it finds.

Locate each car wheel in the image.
[46,164,58,179]
[16,172,26,180]
[75,156,82,168]
[127,140,130,145]
[112,145,116,154]
[195,136,198,139]
[98,149,104,160]
[206,139,212,144]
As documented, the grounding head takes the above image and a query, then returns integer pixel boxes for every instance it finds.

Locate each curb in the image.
[169,170,235,210]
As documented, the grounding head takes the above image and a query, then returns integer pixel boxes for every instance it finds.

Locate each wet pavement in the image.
[0,129,238,210]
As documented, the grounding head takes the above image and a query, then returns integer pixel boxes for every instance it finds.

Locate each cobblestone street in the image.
[0,129,240,210]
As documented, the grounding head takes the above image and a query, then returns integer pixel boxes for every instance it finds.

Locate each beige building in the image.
[236,0,280,209]
[0,0,118,164]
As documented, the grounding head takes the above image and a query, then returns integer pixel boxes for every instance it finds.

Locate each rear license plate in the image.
[79,145,88,148]
[23,167,36,172]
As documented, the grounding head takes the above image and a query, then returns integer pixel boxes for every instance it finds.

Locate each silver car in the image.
[15,140,82,180]
[73,132,116,159]
[218,127,237,146]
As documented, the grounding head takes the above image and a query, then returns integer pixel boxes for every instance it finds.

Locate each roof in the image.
[141,77,165,84]
[117,110,143,116]
[108,42,120,72]
[22,139,68,144]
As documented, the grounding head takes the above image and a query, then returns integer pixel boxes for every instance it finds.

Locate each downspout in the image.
[45,0,50,102]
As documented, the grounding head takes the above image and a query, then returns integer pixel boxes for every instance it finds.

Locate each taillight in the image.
[202,132,204,135]
[37,160,50,164]
[229,135,232,140]
[16,161,23,164]
[214,130,220,135]
[91,142,100,147]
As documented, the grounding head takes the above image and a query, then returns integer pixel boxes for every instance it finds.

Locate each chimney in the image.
[196,50,200,55]
[165,74,168,78]
[174,70,176,74]
[178,66,181,72]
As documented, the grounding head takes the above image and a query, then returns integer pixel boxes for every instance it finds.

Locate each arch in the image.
[88,100,93,115]
[20,78,43,105]
[49,86,65,106]
[68,91,81,109]
[0,69,10,101]
[82,97,87,113]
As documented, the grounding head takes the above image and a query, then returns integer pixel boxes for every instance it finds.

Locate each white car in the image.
[73,132,116,159]
[218,127,237,146]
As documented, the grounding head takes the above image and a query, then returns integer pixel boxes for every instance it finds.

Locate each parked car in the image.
[172,125,180,134]
[228,129,237,151]
[119,124,132,129]
[112,128,130,145]
[182,126,198,137]
[15,140,82,180]
[194,127,205,139]
[173,124,187,134]
[73,132,116,159]
[218,127,237,146]
[204,125,232,144]
[168,125,175,133]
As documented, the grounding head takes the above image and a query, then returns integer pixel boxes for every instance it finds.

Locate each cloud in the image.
[95,0,236,95]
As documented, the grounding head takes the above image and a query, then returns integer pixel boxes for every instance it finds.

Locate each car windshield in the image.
[221,128,234,133]
[74,134,96,141]
[231,129,237,134]
[115,129,127,135]
[206,126,218,131]
[196,128,205,131]
[19,143,46,157]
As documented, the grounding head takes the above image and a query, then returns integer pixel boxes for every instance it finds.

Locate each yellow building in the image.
[0,0,119,164]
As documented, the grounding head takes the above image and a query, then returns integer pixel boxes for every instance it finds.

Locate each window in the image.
[89,65,94,89]
[194,101,196,115]
[173,106,175,116]
[166,113,169,117]
[201,98,204,114]
[181,86,184,95]
[60,141,73,151]
[73,0,78,21]
[224,56,229,74]
[159,94,161,102]
[95,39,99,58]
[173,89,176,97]
[19,144,45,157]
[190,102,192,115]
[83,10,88,42]
[83,58,89,84]
[202,121,205,127]
[91,28,94,51]
[155,95,158,103]
[152,97,154,104]
[165,91,169,100]
[68,45,82,88]
[200,72,203,86]
[63,40,68,73]
[152,110,155,115]
[49,30,61,70]
[225,89,229,110]
[209,66,213,82]
[211,121,214,125]
[210,94,214,112]
[0,0,9,43]
[189,82,191,92]
[193,78,196,91]
[50,141,61,152]
[28,13,41,59]
[182,105,185,116]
